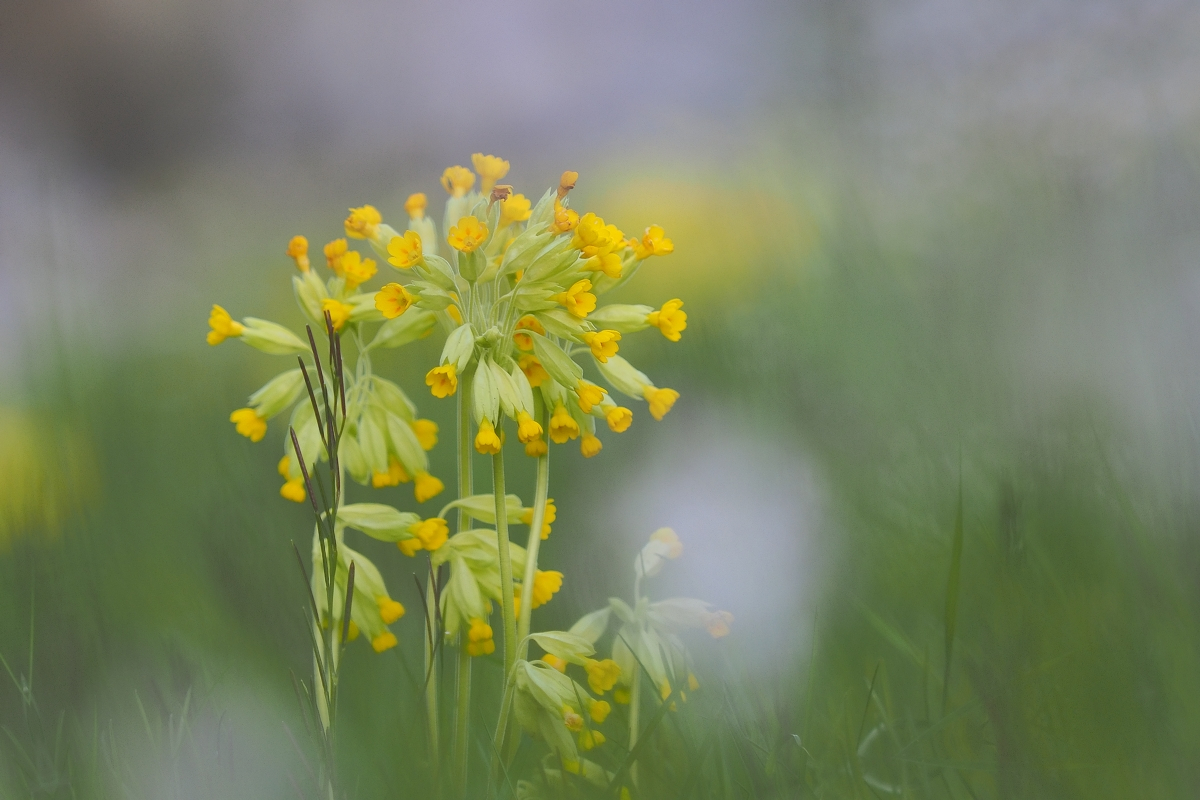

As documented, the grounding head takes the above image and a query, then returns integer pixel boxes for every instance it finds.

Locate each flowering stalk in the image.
[515,405,552,655]
[493,451,516,673]
[452,375,474,796]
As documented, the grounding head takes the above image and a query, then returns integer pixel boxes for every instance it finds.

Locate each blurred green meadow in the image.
[5,1,1200,798]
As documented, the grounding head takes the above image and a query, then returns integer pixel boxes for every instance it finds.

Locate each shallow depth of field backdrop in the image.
[4,1,1200,798]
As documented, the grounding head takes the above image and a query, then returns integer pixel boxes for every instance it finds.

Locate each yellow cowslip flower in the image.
[372,457,411,488]
[426,364,458,398]
[285,235,310,272]
[518,355,549,387]
[543,653,568,672]
[447,305,464,325]
[344,205,382,240]
[520,498,555,539]
[629,224,674,259]
[404,192,427,218]
[554,279,596,318]
[413,517,449,551]
[605,406,633,433]
[643,386,680,421]
[585,658,621,694]
[320,298,353,332]
[561,706,584,733]
[414,470,444,503]
[570,212,611,255]
[524,437,547,458]
[550,200,579,234]
[590,251,623,279]
[650,526,683,558]
[207,305,244,345]
[471,153,510,192]
[702,610,733,639]
[413,419,438,450]
[589,699,611,724]
[475,418,502,455]
[377,596,405,624]
[647,299,687,342]
[582,330,621,362]
[375,282,415,319]
[548,404,580,443]
[499,192,532,227]
[280,477,306,503]
[372,631,398,653]
[230,408,267,442]
[386,230,423,269]
[613,687,631,705]
[515,411,543,444]
[558,170,578,198]
[441,165,476,197]
[575,381,608,414]
[339,250,377,289]
[531,569,562,608]
[579,729,605,750]
[466,618,495,657]
[346,620,360,641]
[447,216,487,253]
[398,537,422,557]
[580,434,602,458]
[278,455,292,478]
[688,673,700,692]
[513,316,545,351]
[324,238,348,273]
[660,681,672,701]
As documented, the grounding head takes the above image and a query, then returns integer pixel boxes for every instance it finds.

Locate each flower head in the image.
[324,238,348,273]
[387,231,424,269]
[514,316,545,350]
[630,224,674,259]
[518,355,549,387]
[605,406,633,433]
[372,457,410,488]
[377,595,405,624]
[412,517,449,552]
[207,305,244,345]
[643,386,680,421]
[471,153,510,192]
[524,437,547,458]
[447,216,487,253]
[321,298,353,332]
[575,381,608,414]
[426,364,458,398]
[554,279,596,318]
[414,470,444,503]
[466,618,495,657]
[585,659,621,694]
[414,419,438,450]
[404,192,427,218]
[344,205,382,240]
[647,299,687,341]
[475,418,502,455]
[582,330,621,362]
[516,411,543,444]
[580,434,602,458]
[441,166,476,197]
[230,408,267,442]
[548,404,580,443]
[702,610,734,639]
[340,251,377,289]
[285,235,310,272]
[500,193,532,227]
[375,282,414,319]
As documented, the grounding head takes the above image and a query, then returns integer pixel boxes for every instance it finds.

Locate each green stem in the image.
[628,667,642,787]
[424,574,440,788]
[492,451,517,673]
[516,406,551,658]
[453,380,474,797]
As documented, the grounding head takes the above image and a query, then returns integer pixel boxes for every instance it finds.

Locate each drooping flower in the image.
[207,305,244,345]
[629,224,674,259]
[643,386,680,421]
[426,364,458,398]
[344,205,382,241]
[646,299,687,342]
[554,279,596,318]
[230,408,267,442]
[376,283,415,319]
[582,330,621,362]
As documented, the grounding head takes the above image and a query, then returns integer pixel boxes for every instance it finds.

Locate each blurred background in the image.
[4,0,1200,797]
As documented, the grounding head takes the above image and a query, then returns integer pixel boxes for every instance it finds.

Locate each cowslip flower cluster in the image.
[209,156,703,793]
